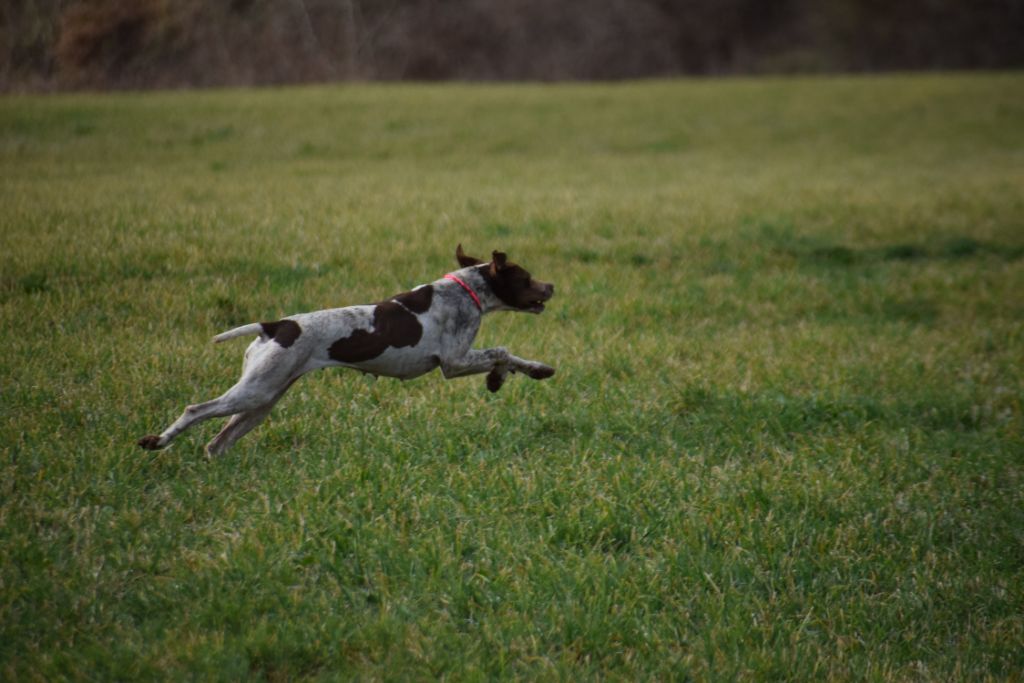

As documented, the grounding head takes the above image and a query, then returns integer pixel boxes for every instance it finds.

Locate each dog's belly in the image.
[334,345,440,380]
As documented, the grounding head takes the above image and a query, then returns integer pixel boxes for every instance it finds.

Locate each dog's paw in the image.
[486,369,507,393]
[527,364,555,380]
[137,435,165,450]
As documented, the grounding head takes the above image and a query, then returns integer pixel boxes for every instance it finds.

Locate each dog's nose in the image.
[545,283,555,298]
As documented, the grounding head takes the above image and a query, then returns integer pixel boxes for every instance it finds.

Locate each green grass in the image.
[2,73,1023,680]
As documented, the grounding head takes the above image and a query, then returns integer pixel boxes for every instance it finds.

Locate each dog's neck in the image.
[445,265,505,314]
[444,273,482,311]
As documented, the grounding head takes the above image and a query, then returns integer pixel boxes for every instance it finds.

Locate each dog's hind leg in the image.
[138,394,252,451]
[204,378,297,457]
[138,339,307,452]
[138,374,288,451]
[204,404,275,457]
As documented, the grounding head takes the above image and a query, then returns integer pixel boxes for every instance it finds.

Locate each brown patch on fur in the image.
[261,319,302,348]
[328,302,423,363]
[327,328,384,363]
[393,285,433,314]
[372,302,424,347]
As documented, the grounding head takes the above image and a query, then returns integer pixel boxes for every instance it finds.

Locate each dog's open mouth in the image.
[524,284,554,313]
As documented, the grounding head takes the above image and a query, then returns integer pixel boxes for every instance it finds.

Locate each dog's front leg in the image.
[440,347,554,392]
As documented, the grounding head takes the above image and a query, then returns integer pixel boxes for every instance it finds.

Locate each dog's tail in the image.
[212,323,264,343]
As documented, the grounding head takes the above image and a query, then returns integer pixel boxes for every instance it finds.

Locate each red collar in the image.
[444,273,482,311]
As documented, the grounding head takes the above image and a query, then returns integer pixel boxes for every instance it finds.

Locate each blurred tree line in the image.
[2,0,1022,90]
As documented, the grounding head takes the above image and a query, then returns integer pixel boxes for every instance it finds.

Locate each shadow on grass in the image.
[742,215,1024,267]
[0,256,343,304]
[668,382,1003,447]
[804,236,1023,266]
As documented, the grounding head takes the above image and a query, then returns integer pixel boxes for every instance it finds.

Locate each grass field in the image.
[2,73,1023,680]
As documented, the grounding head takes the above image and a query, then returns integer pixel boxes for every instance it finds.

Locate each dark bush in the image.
[55,0,178,86]
[2,0,1023,90]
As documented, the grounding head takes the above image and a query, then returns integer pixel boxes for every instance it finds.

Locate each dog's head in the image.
[456,244,554,313]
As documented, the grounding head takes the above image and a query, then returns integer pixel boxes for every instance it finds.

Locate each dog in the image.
[138,245,555,456]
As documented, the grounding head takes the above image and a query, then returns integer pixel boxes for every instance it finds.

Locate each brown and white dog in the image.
[138,245,555,456]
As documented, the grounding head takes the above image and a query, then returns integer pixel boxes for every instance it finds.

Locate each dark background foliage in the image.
[2,0,1023,91]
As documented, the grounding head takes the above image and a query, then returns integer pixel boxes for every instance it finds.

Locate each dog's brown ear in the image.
[456,244,484,267]
[491,251,508,271]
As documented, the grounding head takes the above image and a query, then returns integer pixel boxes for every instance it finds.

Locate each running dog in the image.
[137,245,555,455]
